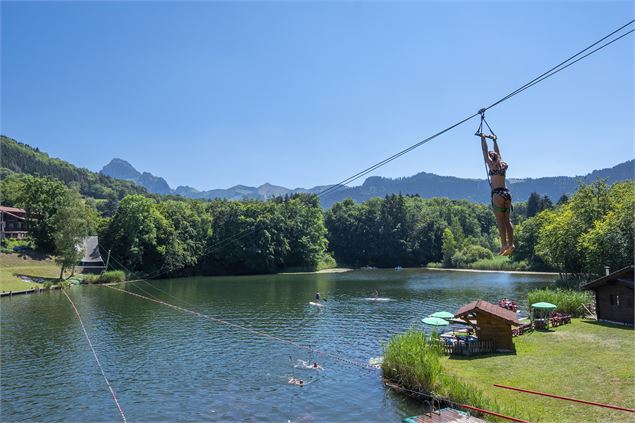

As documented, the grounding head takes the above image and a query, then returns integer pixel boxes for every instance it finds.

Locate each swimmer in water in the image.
[312,362,324,370]
[289,377,304,386]
[315,291,321,301]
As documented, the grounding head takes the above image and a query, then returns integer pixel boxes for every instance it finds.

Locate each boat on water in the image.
[394,266,403,271]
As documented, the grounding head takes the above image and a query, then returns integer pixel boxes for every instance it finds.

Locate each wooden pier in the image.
[404,408,485,423]
[0,286,61,297]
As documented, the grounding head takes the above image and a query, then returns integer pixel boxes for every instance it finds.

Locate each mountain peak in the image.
[101,159,172,194]
[101,158,140,181]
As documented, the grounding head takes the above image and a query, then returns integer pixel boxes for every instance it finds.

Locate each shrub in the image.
[382,330,513,421]
[552,274,589,290]
[382,330,443,392]
[469,256,529,271]
[82,274,99,284]
[426,262,444,269]
[452,245,494,267]
[316,253,337,271]
[527,288,593,316]
[97,270,126,284]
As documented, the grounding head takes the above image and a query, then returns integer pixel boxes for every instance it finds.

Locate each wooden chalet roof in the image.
[582,265,634,291]
[455,299,519,324]
[0,206,26,219]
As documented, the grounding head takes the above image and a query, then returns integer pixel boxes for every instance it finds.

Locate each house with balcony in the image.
[0,206,28,240]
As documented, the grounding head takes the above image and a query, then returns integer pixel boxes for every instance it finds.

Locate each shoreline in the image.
[106,268,355,286]
[425,267,559,276]
[278,267,354,275]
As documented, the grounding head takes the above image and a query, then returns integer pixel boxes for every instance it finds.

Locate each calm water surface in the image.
[1,269,552,422]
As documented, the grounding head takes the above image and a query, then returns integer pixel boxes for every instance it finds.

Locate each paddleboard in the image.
[309,301,325,307]
[364,297,393,302]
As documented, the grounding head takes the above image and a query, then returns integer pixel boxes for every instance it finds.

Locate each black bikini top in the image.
[489,162,508,176]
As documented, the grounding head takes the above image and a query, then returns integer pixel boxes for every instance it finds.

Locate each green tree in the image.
[579,182,634,274]
[441,228,456,267]
[16,176,67,252]
[102,195,175,274]
[52,189,91,279]
[157,200,212,274]
[535,180,632,275]
[526,192,541,218]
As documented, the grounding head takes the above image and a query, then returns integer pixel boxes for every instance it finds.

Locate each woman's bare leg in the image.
[504,206,514,254]
[494,212,507,254]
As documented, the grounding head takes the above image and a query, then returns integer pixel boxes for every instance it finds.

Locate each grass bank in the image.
[527,288,593,316]
[443,319,634,422]
[382,330,516,421]
[427,256,532,272]
[0,252,64,292]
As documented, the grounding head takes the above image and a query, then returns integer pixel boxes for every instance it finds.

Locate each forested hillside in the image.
[1,136,146,200]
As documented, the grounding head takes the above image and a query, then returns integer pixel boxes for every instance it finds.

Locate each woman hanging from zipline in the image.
[477,113,514,256]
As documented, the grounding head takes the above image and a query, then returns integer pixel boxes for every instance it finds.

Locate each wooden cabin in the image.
[582,265,634,326]
[0,206,28,240]
[454,300,519,352]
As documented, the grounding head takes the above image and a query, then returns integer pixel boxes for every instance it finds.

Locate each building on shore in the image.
[79,236,106,273]
[0,206,28,240]
[582,265,634,326]
[454,299,520,352]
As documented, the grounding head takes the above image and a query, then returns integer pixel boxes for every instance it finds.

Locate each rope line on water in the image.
[62,290,128,423]
[103,284,378,373]
[106,283,536,421]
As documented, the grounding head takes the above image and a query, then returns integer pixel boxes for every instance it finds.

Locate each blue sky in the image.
[2,1,633,190]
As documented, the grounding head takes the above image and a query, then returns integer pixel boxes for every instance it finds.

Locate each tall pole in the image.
[105,249,111,272]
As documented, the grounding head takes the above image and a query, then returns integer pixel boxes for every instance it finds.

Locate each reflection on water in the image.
[1,269,551,421]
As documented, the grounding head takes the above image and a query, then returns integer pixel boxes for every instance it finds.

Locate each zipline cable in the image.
[63,290,128,423]
[483,20,634,111]
[110,19,634,283]
[319,19,635,199]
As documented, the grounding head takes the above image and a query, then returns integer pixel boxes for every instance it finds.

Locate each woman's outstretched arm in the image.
[493,136,501,157]
[481,135,493,166]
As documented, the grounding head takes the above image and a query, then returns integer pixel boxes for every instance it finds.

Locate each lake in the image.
[1,269,553,422]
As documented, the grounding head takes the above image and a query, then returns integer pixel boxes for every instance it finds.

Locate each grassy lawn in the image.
[0,252,67,292]
[442,319,635,422]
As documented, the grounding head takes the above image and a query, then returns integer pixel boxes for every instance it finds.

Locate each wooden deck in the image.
[404,408,485,423]
[0,286,60,297]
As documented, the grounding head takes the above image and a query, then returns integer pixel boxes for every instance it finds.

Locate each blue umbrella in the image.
[430,311,454,319]
[421,317,450,326]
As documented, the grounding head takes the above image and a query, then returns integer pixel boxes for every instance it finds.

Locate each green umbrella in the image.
[430,311,454,319]
[531,302,557,309]
[421,317,450,326]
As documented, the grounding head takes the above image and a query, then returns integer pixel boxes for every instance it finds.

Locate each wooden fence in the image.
[434,339,496,356]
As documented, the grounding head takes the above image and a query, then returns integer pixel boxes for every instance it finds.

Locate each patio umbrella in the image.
[531,302,557,309]
[421,317,450,326]
[430,311,455,319]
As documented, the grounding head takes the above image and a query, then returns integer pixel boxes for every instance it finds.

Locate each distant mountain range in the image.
[101,158,634,208]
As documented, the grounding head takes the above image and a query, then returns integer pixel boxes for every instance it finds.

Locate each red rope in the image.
[494,384,635,413]
[63,290,128,422]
